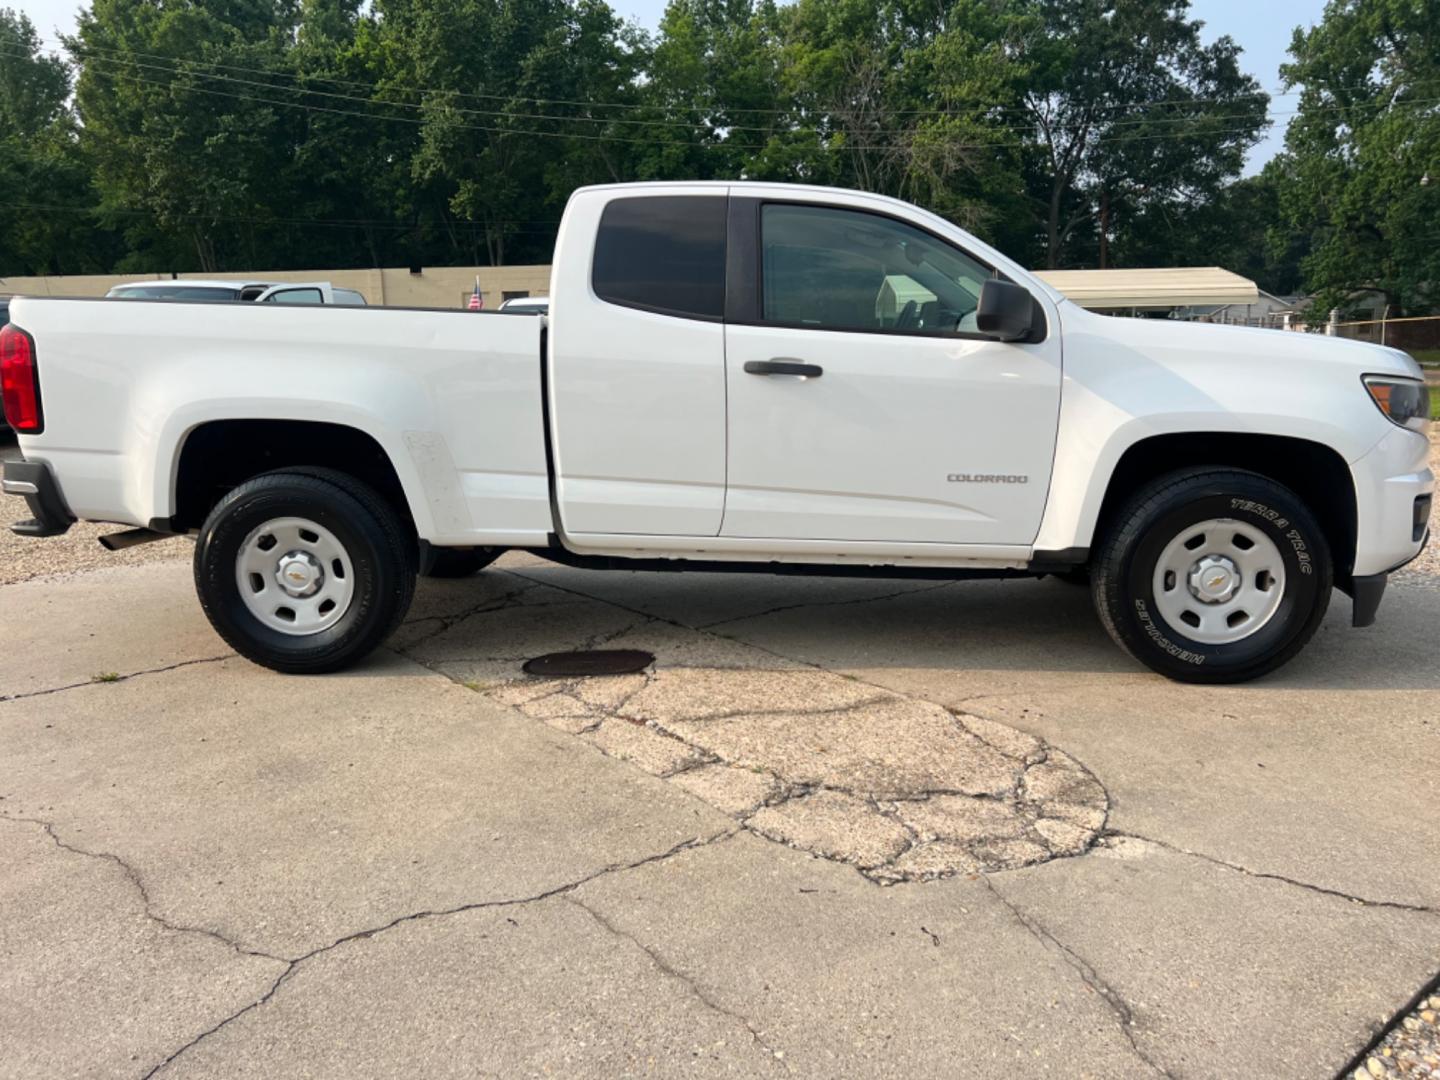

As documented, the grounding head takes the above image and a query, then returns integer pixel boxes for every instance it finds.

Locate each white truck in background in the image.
[2,181,1431,683]
[106,279,367,305]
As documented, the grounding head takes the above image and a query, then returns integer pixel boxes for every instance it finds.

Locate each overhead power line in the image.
[0,200,564,233]
[8,28,1432,133]
[0,42,1281,154]
[54,44,1307,136]
[14,27,1418,122]
[16,30,1287,117]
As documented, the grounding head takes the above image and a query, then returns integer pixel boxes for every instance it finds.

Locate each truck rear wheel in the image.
[194,471,416,674]
[1091,469,1332,684]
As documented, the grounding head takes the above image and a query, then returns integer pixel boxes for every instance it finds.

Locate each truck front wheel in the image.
[1091,469,1332,684]
[194,471,416,674]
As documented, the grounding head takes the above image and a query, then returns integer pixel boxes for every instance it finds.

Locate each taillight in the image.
[0,323,43,434]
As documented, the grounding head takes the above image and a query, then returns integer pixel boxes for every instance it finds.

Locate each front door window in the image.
[760,203,991,336]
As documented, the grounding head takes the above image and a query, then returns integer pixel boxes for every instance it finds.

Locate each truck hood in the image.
[1060,302,1424,382]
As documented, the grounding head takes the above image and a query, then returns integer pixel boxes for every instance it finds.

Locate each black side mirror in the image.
[975,279,1034,342]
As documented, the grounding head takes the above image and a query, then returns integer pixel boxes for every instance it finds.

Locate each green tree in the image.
[281,0,421,269]
[1113,168,1307,295]
[0,8,69,133]
[5,0,1296,281]
[1275,0,1440,316]
[636,0,789,183]
[777,0,1027,237]
[0,8,116,276]
[383,0,641,266]
[70,0,302,271]
[1013,0,1268,268]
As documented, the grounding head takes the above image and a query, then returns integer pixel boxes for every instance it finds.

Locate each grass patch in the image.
[91,672,121,683]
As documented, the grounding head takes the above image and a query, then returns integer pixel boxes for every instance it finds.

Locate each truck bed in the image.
[7,297,553,547]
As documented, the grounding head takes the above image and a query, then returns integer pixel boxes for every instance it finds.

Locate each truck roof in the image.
[571,179,936,206]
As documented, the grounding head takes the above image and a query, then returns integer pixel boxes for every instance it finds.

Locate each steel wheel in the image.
[235,516,356,636]
[196,471,415,674]
[1150,517,1286,645]
[1092,468,1332,683]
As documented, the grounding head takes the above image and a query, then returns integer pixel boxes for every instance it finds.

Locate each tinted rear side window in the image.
[592,196,727,320]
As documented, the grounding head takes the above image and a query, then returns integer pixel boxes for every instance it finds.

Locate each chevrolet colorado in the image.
[2,182,1431,682]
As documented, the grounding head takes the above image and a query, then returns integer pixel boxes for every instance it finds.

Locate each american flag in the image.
[468,277,484,310]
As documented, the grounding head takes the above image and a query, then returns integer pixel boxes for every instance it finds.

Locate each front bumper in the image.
[1337,424,1433,627]
[3,458,74,537]
[1351,428,1433,577]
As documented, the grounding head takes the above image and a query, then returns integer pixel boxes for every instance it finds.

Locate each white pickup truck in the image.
[105,279,367,305]
[2,182,1431,683]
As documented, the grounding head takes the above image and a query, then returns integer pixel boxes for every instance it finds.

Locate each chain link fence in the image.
[1326,314,1440,356]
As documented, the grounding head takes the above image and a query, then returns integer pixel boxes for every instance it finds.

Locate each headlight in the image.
[1363,376,1431,433]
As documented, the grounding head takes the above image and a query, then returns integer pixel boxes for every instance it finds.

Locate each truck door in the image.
[721,198,1062,546]
[549,190,729,536]
[258,284,334,304]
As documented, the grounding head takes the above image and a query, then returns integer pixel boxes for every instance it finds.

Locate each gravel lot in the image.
[1356,994,1440,1080]
[0,442,191,585]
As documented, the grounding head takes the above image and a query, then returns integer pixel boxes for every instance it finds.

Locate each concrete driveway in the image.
[3,536,1439,1077]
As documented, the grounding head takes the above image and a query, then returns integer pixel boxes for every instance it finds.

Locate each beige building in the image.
[1032,267,1259,311]
[0,264,552,310]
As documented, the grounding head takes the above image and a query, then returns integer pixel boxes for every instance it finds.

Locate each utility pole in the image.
[1098,189,1110,270]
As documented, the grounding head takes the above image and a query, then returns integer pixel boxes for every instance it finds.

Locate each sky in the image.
[18,0,1328,174]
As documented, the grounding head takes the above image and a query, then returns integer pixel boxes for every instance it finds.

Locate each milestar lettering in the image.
[947,473,1029,484]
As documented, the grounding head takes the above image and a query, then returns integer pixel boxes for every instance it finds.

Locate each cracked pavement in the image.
[445,600,1111,883]
[2,551,1439,1078]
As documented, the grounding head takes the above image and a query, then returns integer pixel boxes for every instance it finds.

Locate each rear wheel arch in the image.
[1088,432,1357,584]
[172,419,418,539]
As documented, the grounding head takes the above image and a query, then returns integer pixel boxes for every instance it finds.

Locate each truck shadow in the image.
[393,563,1440,693]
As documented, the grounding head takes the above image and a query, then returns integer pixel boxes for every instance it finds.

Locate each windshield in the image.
[110,285,242,301]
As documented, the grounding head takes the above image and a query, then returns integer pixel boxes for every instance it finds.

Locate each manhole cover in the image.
[522,649,655,678]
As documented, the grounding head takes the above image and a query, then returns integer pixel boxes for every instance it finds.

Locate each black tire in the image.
[1091,468,1332,684]
[194,471,416,674]
[423,547,503,578]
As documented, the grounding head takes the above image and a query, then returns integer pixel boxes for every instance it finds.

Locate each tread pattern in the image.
[1091,467,1333,683]
[194,470,416,673]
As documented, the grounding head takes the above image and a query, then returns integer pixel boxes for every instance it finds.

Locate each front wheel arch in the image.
[1088,433,1357,587]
